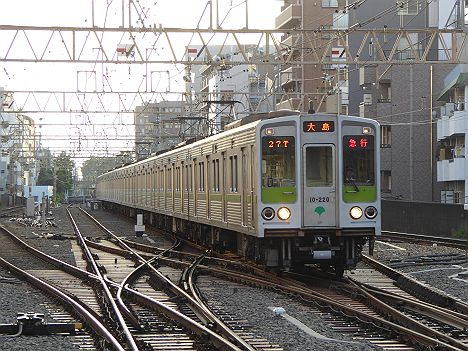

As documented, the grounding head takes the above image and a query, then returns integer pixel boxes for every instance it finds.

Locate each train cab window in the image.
[342,135,376,203]
[305,147,333,187]
[261,136,296,203]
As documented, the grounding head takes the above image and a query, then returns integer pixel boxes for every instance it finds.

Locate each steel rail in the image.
[362,254,468,316]
[77,207,243,351]
[346,279,468,351]
[1,221,239,350]
[66,208,139,351]
[113,243,178,329]
[0,225,96,280]
[124,286,245,351]
[182,254,256,351]
[85,236,465,351]
[0,256,124,351]
[352,281,468,330]
[381,231,468,249]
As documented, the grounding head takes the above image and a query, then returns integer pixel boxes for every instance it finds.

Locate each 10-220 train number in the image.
[309,197,330,203]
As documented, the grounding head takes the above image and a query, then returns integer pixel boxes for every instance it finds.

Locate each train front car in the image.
[257,113,380,275]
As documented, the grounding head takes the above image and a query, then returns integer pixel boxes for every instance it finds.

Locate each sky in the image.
[0,0,283,170]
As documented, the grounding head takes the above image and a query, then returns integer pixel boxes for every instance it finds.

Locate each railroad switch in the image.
[0,312,81,336]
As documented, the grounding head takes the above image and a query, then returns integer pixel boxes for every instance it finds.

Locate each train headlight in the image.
[365,206,378,219]
[349,206,363,220]
[261,207,275,221]
[277,207,291,221]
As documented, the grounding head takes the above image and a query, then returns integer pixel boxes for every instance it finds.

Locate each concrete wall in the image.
[382,199,467,237]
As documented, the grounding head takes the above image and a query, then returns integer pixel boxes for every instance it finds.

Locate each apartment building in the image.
[436,64,468,204]
[349,0,461,202]
[134,101,197,160]
[275,0,348,113]
[0,89,38,205]
[187,45,274,133]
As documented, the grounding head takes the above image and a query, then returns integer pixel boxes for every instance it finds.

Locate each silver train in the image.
[96,111,381,274]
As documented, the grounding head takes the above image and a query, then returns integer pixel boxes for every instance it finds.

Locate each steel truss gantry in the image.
[1,25,467,65]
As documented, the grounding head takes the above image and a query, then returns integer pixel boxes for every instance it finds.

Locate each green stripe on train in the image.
[261,187,296,203]
[343,185,376,203]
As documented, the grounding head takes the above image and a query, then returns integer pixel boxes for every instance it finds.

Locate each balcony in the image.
[437,109,468,141]
[275,4,301,30]
[280,34,300,56]
[279,66,302,88]
[359,65,377,86]
[276,97,301,111]
[437,157,465,182]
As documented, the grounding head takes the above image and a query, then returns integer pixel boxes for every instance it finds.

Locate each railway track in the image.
[79,207,468,351]
[0,225,122,350]
[67,206,255,350]
[2,204,467,350]
[380,231,468,250]
[0,205,24,217]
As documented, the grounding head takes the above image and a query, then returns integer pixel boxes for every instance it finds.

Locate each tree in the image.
[81,157,118,184]
[53,152,75,201]
[37,167,54,186]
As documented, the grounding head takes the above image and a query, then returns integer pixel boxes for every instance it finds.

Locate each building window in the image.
[333,12,348,29]
[454,191,462,204]
[322,0,338,7]
[381,125,391,147]
[397,0,418,15]
[381,170,392,192]
[378,81,391,102]
[320,25,332,40]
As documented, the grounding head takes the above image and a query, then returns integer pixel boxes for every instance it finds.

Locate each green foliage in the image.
[54,152,74,196]
[451,228,468,239]
[81,157,118,182]
[37,167,54,186]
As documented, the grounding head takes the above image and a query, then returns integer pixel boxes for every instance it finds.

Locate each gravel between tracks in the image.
[198,275,382,351]
[86,207,174,249]
[370,240,468,302]
[0,206,77,266]
[0,267,81,351]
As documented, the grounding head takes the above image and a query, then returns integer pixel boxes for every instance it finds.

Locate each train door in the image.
[302,144,336,227]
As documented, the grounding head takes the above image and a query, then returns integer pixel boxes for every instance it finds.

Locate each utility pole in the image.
[53,166,57,206]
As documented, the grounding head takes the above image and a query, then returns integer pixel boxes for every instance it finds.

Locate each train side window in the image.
[189,164,192,191]
[212,159,220,192]
[167,168,172,190]
[229,155,238,192]
[198,162,205,191]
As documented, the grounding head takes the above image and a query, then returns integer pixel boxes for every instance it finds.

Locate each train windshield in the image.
[342,135,376,203]
[261,136,296,203]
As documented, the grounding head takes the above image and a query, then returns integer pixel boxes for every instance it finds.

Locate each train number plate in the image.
[309,197,330,203]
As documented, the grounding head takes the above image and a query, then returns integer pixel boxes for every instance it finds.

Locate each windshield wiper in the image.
[345,179,360,193]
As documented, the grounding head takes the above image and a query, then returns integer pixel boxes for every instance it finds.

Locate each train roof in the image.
[98,111,378,178]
